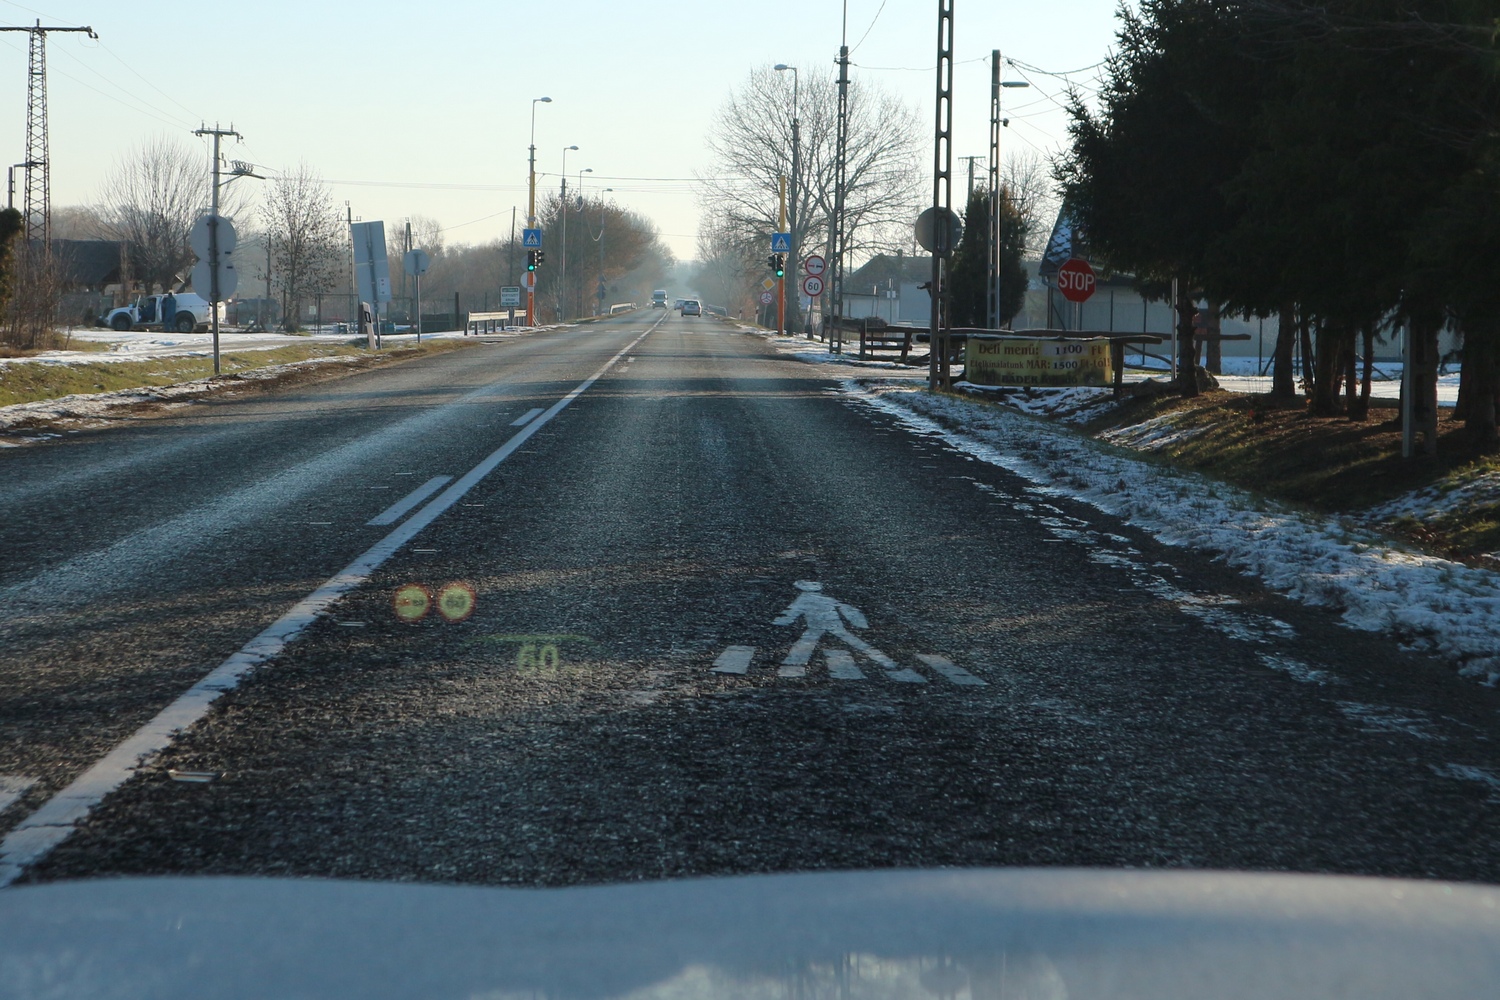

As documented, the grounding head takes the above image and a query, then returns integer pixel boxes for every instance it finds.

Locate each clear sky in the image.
[0,0,1123,261]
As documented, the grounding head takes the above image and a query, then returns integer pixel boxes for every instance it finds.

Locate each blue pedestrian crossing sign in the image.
[770,232,791,253]
[523,228,543,248]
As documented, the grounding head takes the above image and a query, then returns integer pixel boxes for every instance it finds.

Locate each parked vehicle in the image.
[101,293,219,333]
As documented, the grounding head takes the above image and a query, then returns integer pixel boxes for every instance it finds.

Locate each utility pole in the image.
[0,21,95,255]
[775,64,800,336]
[987,51,1002,330]
[527,97,552,327]
[959,155,984,205]
[194,123,241,375]
[778,174,787,335]
[831,3,851,353]
[930,0,955,390]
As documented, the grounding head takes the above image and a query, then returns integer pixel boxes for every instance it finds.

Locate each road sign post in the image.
[402,248,430,341]
[1057,257,1097,331]
[802,275,824,298]
[803,254,826,277]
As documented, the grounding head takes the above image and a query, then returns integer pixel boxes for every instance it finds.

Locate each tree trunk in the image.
[1311,320,1348,416]
[1453,327,1473,423]
[1176,289,1199,398]
[1409,318,1442,458]
[1298,310,1315,397]
[1272,303,1296,398]
[1462,323,1499,448]
[1345,332,1366,421]
[1205,297,1222,375]
[1359,325,1374,417]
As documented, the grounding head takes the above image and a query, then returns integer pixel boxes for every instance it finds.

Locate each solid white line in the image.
[711,645,755,674]
[0,317,664,888]
[365,475,453,526]
[510,407,545,427]
[824,649,865,680]
[916,654,986,686]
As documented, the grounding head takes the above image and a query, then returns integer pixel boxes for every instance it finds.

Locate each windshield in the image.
[3,2,1500,997]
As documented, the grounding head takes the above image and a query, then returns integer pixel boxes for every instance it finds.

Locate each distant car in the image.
[673,299,685,309]
[101,293,218,333]
[680,299,701,316]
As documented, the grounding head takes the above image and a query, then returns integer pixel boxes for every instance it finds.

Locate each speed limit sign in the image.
[802,274,824,297]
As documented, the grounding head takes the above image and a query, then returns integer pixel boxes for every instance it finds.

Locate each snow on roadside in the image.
[1363,467,1500,529]
[848,380,1500,685]
[0,355,362,438]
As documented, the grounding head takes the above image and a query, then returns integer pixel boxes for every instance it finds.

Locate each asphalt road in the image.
[4,309,1500,888]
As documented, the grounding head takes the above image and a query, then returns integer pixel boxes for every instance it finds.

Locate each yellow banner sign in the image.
[965,337,1113,387]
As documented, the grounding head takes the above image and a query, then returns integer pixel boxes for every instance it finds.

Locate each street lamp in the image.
[989,71,1030,329]
[774,63,800,335]
[527,97,551,326]
[590,188,613,316]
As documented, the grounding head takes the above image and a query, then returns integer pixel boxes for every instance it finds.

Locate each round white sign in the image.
[802,275,825,297]
[803,255,826,277]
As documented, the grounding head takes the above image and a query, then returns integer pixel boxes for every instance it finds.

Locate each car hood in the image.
[1,867,1497,999]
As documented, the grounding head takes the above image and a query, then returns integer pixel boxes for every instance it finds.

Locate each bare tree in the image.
[699,66,924,288]
[262,163,346,331]
[1002,151,1060,257]
[96,136,206,294]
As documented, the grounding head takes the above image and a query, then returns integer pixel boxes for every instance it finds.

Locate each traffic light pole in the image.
[778,175,787,335]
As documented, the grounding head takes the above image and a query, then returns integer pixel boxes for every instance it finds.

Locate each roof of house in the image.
[844,253,932,291]
[50,239,123,287]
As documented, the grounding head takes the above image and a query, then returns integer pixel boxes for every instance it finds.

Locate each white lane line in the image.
[916,654,986,686]
[0,317,665,889]
[366,475,453,526]
[825,649,865,680]
[885,667,928,684]
[510,407,545,427]
[712,645,755,674]
[0,777,35,814]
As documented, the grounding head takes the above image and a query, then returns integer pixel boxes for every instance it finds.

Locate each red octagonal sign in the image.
[1057,257,1097,303]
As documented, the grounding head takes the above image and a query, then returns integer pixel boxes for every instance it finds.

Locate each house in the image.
[51,239,125,327]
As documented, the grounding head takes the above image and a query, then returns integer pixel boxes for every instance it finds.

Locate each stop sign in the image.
[1057,257,1097,303]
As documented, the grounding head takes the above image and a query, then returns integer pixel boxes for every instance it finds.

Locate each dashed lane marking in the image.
[712,645,755,675]
[510,407,545,427]
[367,476,453,527]
[916,654,986,686]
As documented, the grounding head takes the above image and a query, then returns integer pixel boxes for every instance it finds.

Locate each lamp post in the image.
[774,63,799,335]
[988,54,1030,329]
[527,96,552,326]
[558,145,579,321]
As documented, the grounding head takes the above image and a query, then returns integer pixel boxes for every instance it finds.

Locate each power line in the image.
[848,0,888,54]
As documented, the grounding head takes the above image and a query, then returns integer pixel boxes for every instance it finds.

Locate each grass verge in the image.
[1071,389,1499,563]
[0,340,471,408]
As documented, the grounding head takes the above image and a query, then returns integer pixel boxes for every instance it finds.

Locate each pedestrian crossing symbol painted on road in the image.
[710,581,985,686]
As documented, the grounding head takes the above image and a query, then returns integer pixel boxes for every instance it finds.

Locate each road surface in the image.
[3,309,1499,887]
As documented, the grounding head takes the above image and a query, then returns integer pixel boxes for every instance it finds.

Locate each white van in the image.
[651,289,668,309]
[102,293,219,333]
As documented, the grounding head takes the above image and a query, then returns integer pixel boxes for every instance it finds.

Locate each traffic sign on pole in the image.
[759,290,774,305]
[500,286,521,307]
[522,228,543,248]
[1057,257,1097,303]
[189,214,238,301]
[523,272,536,290]
[803,254,826,277]
[770,232,791,253]
[802,274,824,297]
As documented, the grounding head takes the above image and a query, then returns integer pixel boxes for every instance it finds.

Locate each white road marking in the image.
[366,475,454,527]
[510,407,545,427]
[916,654,986,686]
[824,648,865,680]
[0,318,665,889]
[0,777,35,814]
[885,667,928,684]
[711,645,755,674]
[775,582,899,676]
